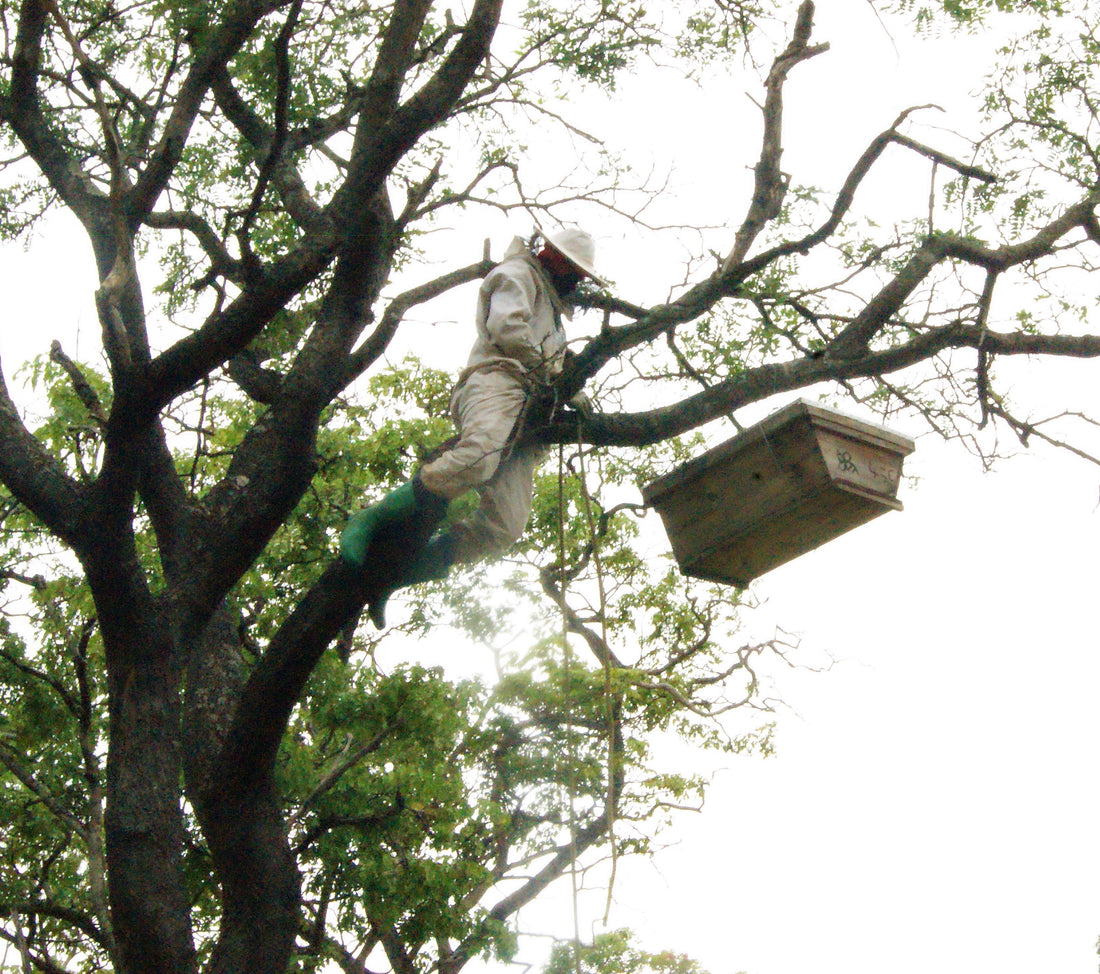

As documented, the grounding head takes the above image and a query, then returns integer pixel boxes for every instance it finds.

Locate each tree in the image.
[543,928,718,974]
[0,0,1097,973]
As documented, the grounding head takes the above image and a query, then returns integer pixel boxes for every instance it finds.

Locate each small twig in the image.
[987,404,1100,467]
[891,131,998,184]
[974,272,997,428]
[0,567,47,590]
[928,159,938,232]
[239,0,304,252]
[287,720,403,827]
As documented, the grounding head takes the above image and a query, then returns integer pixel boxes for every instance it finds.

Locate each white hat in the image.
[544,227,605,286]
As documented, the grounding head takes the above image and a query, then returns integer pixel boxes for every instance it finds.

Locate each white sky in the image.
[0,2,1097,974]
[610,420,1100,974]
[467,4,1100,974]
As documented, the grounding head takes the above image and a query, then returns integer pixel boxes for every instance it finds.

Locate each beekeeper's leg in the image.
[367,442,545,628]
[340,471,449,570]
[342,370,524,570]
[418,370,528,499]
[448,443,546,565]
[366,531,459,629]
[364,372,529,626]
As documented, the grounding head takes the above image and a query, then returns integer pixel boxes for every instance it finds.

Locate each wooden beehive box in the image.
[641,399,915,587]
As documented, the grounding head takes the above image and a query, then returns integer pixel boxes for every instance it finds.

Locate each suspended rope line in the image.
[557,441,583,974]
[573,435,619,927]
[555,418,622,960]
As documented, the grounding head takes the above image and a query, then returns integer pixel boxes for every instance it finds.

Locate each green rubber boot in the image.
[368,532,457,630]
[339,479,418,570]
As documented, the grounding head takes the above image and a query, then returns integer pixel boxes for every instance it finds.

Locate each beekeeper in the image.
[340,227,604,627]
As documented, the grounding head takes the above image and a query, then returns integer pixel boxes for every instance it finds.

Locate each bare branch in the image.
[345,257,496,382]
[891,131,997,183]
[49,342,106,425]
[0,365,85,546]
[986,403,1100,466]
[722,0,830,274]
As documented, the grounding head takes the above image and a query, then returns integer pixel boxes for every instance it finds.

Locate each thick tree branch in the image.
[134,424,197,580]
[214,561,375,791]
[126,0,287,224]
[334,0,504,220]
[359,0,435,134]
[214,497,450,797]
[377,924,420,974]
[547,324,947,448]
[162,0,507,601]
[721,0,829,274]
[953,324,1100,358]
[56,280,194,577]
[144,225,337,412]
[345,257,496,382]
[554,317,1100,450]
[829,190,1100,356]
[226,350,283,404]
[0,365,86,546]
[3,0,106,225]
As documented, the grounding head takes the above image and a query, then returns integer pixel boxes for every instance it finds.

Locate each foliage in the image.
[543,929,718,974]
[0,1,1097,974]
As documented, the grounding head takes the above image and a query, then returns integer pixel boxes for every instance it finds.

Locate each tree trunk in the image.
[102,622,196,974]
[183,606,302,974]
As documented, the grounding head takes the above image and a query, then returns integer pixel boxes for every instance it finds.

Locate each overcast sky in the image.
[464,3,1100,974]
[0,2,1096,974]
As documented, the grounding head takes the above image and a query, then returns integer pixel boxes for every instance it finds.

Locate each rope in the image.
[574,436,619,926]
[555,421,621,965]
[557,442,583,974]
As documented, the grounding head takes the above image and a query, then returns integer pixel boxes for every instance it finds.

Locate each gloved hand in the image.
[568,391,593,413]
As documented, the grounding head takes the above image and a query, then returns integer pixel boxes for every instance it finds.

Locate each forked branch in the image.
[721,0,829,275]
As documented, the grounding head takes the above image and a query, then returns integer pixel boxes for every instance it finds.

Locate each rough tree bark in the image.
[1,1,506,971]
[0,1,1096,972]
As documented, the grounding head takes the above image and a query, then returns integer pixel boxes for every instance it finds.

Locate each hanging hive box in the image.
[641,399,915,587]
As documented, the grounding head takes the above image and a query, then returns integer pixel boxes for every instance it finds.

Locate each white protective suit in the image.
[419,236,571,563]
